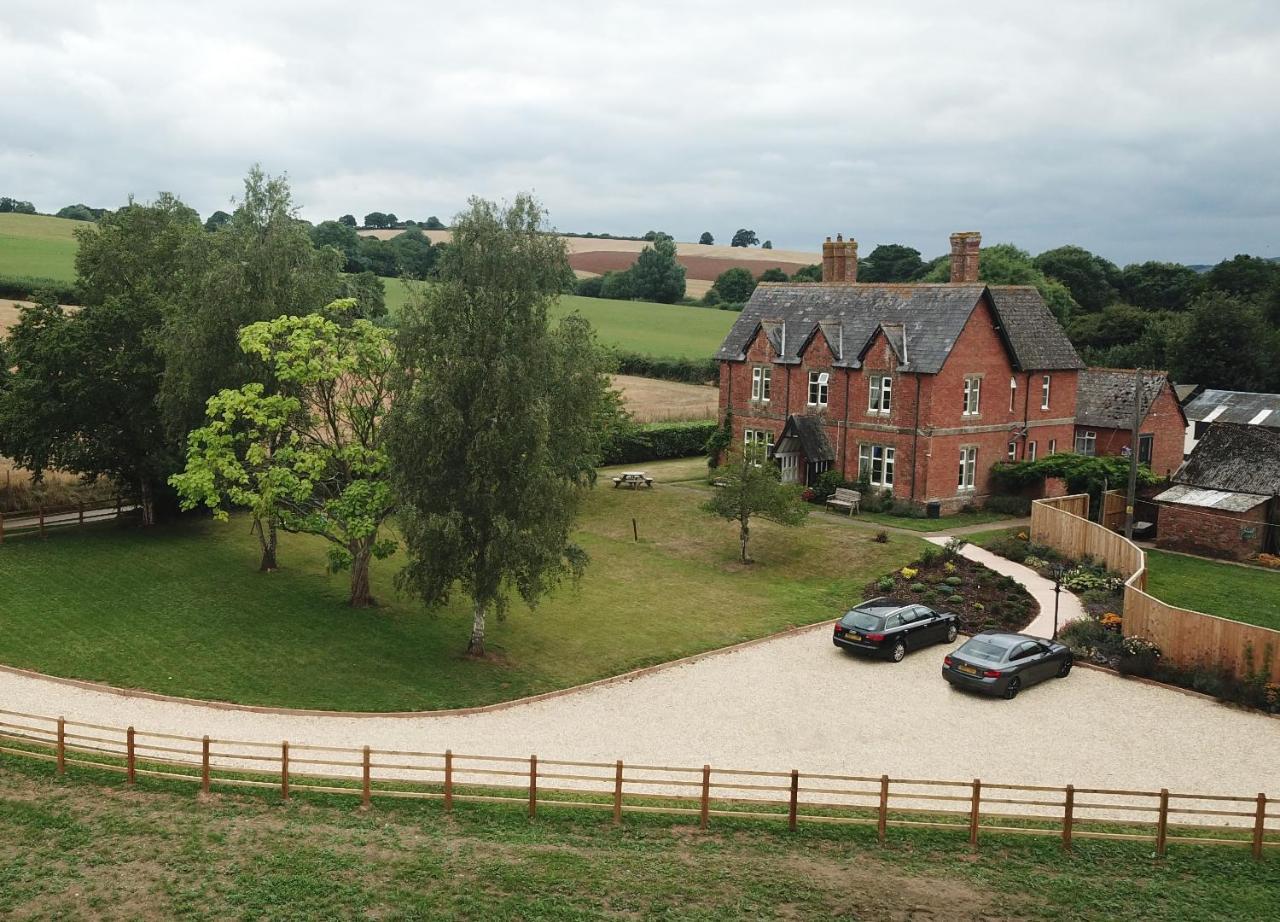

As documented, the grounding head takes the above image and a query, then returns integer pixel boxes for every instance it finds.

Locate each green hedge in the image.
[0,275,80,304]
[611,350,718,385]
[603,421,717,465]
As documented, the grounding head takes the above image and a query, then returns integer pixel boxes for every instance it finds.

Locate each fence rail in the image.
[0,498,132,542]
[1031,494,1280,682]
[0,708,1275,859]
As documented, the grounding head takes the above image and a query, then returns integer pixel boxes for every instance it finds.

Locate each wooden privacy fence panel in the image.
[1031,495,1280,683]
[0,708,1276,859]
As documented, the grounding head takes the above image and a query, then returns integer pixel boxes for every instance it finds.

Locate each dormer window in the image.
[808,371,829,408]
[962,376,981,416]
[868,375,892,414]
[751,366,771,403]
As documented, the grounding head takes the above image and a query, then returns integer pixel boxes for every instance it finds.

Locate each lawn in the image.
[851,508,1017,533]
[0,460,922,711]
[1,753,1276,920]
[0,213,83,282]
[1145,550,1280,630]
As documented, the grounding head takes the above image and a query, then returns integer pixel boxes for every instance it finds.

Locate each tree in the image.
[575,275,605,298]
[1118,261,1201,312]
[389,227,438,278]
[791,264,822,282]
[338,214,357,227]
[711,267,756,304]
[731,228,759,248]
[338,270,387,321]
[0,198,36,214]
[172,307,398,604]
[1169,293,1277,392]
[363,211,389,229]
[762,240,773,249]
[385,212,399,228]
[860,244,925,282]
[922,242,1077,323]
[310,219,363,272]
[628,234,686,303]
[599,269,635,300]
[702,446,808,562]
[1033,245,1121,313]
[204,209,232,232]
[758,268,788,283]
[1204,254,1280,302]
[699,231,714,245]
[389,194,613,656]
[55,204,95,221]
[424,216,445,230]
[357,235,398,276]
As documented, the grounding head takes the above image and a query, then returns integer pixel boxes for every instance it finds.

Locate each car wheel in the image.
[945,623,958,644]
[1002,677,1021,700]
[890,641,906,662]
[1057,658,1073,678]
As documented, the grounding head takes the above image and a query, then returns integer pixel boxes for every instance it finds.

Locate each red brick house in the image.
[714,232,1083,511]
[1072,369,1187,480]
[1154,423,1280,560]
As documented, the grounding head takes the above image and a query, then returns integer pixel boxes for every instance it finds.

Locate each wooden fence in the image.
[0,707,1275,859]
[1031,494,1280,683]
[0,498,130,542]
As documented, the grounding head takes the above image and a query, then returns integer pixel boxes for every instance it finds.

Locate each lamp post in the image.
[1051,564,1065,640]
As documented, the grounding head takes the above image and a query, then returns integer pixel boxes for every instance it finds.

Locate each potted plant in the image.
[1118,635,1161,677]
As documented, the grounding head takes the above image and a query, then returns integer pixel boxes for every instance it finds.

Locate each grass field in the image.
[1145,550,1280,630]
[0,460,921,711]
[612,374,718,421]
[2,753,1276,920]
[853,508,1017,533]
[0,213,83,282]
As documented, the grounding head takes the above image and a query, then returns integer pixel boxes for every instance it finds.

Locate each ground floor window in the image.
[744,428,773,464]
[858,443,895,487]
[958,447,977,491]
[1048,439,1056,455]
[1138,433,1154,464]
[1075,431,1096,456]
[1007,441,1017,461]
[1027,440,1037,461]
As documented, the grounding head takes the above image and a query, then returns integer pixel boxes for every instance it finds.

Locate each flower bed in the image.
[864,543,1039,634]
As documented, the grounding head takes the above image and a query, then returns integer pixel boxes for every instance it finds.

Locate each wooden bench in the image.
[612,471,654,489]
[825,487,861,515]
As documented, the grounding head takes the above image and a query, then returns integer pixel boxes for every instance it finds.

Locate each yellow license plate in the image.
[846,633,861,641]
[959,664,978,676]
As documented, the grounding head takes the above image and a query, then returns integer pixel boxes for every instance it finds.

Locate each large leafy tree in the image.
[1033,245,1121,313]
[1169,293,1277,391]
[1203,254,1280,301]
[698,231,714,245]
[922,242,1078,323]
[860,244,925,282]
[702,447,808,563]
[730,228,759,247]
[711,267,757,303]
[389,194,614,656]
[629,234,686,303]
[171,306,398,605]
[1118,261,1202,312]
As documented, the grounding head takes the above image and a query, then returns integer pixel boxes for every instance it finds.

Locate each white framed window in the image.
[858,444,895,487]
[1028,441,1037,461]
[751,366,771,403]
[958,447,977,491]
[962,376,981,416]
[1009,376,1017,412]
[1048,439,1057,455]
[868,375,892,414]
[1041,375,1051,410]
[743,428,773,464]
[1075,431,1096,456]
[1008,441,1017,461]
[808,371,829,408]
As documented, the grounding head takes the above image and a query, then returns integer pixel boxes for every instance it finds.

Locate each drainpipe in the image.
[840,366,851,477]
[909,374,921,503]
[1023,371,1032,459]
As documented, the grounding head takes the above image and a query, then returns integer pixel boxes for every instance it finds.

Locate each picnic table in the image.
[612,471,654,489]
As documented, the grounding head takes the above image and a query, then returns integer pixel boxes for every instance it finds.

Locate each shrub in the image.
[923,590,940,604]
[602,421,718,465]
[947,594,964,604]
[944,575,963,587]
[900,567,918,580]
[876,576,894,593]
[813,469,848,501]
[943,537,967,560]
[610,350,718,385]
[984,494,1032,516]
[943,562,957,574]
[910,582,926,593]
[918,546,942,567]
[888,500,922,518]
[986,536,1031,563]
[0,274,80,304]
[873,530,889,544]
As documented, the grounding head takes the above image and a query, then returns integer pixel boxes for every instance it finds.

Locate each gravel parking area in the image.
[2,623,1277,811]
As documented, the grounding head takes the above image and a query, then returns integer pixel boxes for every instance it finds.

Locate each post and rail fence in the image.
[0,707,1274,859]
[1030,494,1280,683]
[0,497,135,543]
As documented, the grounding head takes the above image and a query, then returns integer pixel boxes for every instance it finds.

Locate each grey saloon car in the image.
[941,631,1072,699]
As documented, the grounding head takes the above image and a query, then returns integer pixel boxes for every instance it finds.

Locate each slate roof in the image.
[1074,369,1172,429]
[1183,388,1280,429]
[778,414,835,461]
[715,283,1082,374]
[1171,422,1280,496]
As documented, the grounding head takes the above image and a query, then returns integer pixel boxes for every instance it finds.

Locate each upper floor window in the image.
[1075,431,1096,456]
[751,366,771,403]
[868,375,892,414]
[858,444,895,487]
[958,447,977,490]
[962,376,981,416]
[1041,375,1051,410]
[1009,376,1017,413]
[808,371,829,408]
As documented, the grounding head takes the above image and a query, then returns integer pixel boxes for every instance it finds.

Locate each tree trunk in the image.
[139,479,156,527]
[739,514,751,563]
[348,540,374,608]
[256,517,279,572]
[467,600,487,657]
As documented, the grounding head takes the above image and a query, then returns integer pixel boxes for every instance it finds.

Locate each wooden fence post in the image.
[126,727,136,785]
[1,510,7,544]
[788,770,799,831]
[1062,785,1074,852]
[361,746,371,809]
[700,765,711,830]
[201,736,210,795]
[877,775,889,844]
[38,506,45,539]
[528,755,538,819]
[281,741,290,801]
[444,750,453,812]
[1253,793,1267,862]
[116,495,122,516]
[613,760,624,825]
[78,502,85,526]
[56,717,65,775]
[968,779,982,851]
[1156,789,1169,856]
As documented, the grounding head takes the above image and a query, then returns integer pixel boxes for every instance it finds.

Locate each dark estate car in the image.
[833,598,959,662]
[942,631,1073,699]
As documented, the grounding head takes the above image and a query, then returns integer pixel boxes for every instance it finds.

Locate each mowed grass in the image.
[0,213,83,282]
[2,754,1277,921]
[1145,550,1280,630]
[851,508,1017,533]
[383,277,735,359]
[0,460,922,711]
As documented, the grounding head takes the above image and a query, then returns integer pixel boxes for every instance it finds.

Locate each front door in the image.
[778,452,800,484]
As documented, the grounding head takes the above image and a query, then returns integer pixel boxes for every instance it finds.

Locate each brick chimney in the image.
[949,231,981,283]
[822,234,858,282]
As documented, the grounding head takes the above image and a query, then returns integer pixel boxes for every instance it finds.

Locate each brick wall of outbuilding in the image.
[1155,501,1270,561]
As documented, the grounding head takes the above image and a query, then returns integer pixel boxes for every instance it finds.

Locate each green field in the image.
[0,460,921,711]
[2,753,1276,920]
[1145,550,1280,630]
[0,213,83,282]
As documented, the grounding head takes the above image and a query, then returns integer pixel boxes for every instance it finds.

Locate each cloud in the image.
[1,0,1277,263]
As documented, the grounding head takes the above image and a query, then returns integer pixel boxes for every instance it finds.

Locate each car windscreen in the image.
[958,640,1009,662]
[841,611,885,631]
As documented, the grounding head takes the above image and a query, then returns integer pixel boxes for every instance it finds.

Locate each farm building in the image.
[1182,388,1280,456]
[714,232,1083,511]
[1153,423,1280,561]
[1072,368,1187,479]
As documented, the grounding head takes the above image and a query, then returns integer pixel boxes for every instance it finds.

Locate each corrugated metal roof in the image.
[1153,484,1267,513]
[1183,389,1280,427]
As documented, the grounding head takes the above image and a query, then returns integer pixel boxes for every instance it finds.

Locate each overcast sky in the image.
[3,1,1277,264]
